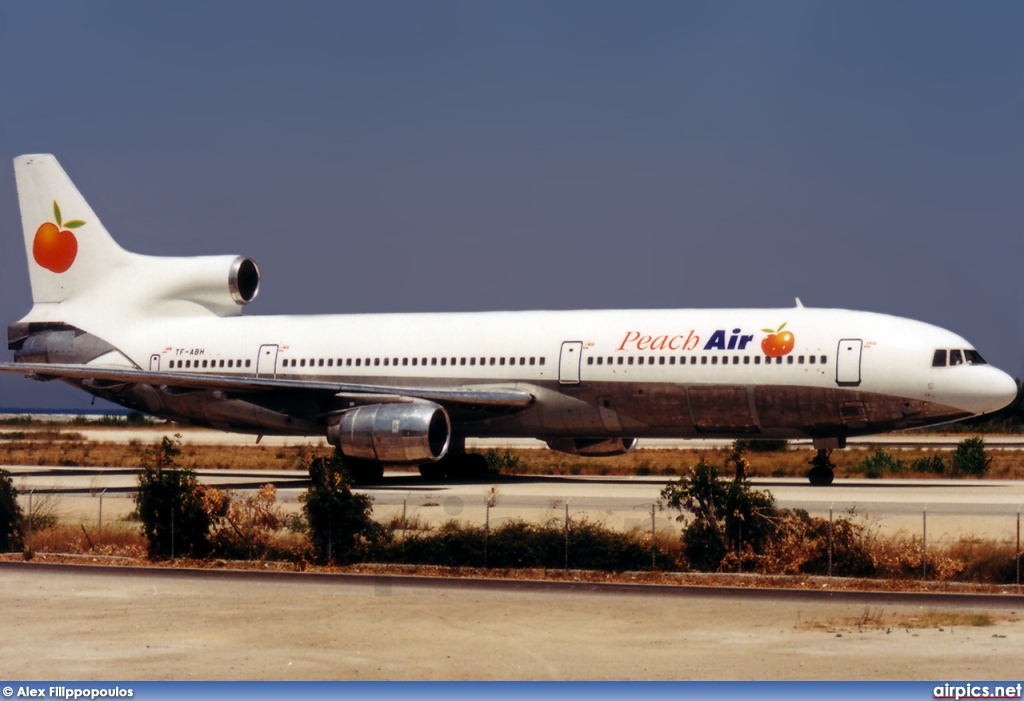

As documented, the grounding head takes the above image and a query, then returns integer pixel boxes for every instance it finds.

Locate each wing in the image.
[0,362,535,412]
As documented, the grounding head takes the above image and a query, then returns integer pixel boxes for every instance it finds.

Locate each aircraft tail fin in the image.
[14,154,259,319]
[14,154,134,305]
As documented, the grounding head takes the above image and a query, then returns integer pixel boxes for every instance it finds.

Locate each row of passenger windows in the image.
[170,359,250,369]
[283,356,546,368]
[587,354,828,366]
[932,349,987,368]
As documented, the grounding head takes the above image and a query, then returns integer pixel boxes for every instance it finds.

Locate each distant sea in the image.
[0,407,133,416]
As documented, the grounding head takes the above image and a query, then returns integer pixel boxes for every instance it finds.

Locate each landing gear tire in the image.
[807,448,835,486]
[807,465,834,486]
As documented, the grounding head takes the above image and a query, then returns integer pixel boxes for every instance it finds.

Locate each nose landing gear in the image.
[807,448,835,486]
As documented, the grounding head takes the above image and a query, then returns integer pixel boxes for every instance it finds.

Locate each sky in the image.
[0,1,1021,410]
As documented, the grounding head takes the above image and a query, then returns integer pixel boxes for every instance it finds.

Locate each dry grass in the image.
[801,607,1008,633]
[1,429,1022,479]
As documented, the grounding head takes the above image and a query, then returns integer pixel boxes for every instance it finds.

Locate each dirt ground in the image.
[0,564,1021,680]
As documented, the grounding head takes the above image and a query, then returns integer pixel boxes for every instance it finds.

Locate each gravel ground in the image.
[0,564,1021,680]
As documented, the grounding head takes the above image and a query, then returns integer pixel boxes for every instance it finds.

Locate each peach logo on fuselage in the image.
[761,322,795,357]
[33,200,85,273]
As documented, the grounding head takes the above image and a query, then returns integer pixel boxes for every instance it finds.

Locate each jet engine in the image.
[134,255,260,316]
[327,402,451,464]
[546,437,639,457]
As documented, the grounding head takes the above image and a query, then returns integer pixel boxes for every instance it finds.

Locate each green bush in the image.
[951,437,991,476]
[911,455,946,474]
[854,449,905,478]
[135,436,212,559]
[661,459,779,571]
[301,453,382,564]
[381,518,666,571]
[0,468,24,552]
[482,450,524,473]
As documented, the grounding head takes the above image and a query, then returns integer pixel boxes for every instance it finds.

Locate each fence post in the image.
[828,503,834,578]
[401,496,408,565]
[484,498,491,569]
[27,489,34,550]
[651,504,656,569]
[98,490,105,550]
[921,506,927,580]
[247,498,253,561]
[564,501,569,570]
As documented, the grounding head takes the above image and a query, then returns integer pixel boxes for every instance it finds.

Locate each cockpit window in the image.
[931,349,947,367]
[964,350,987,365]
[949,349,963,366]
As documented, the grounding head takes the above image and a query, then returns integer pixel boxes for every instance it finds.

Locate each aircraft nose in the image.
[980,368,1018,414]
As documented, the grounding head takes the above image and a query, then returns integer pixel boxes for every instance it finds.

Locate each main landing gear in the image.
[807,448,836,486]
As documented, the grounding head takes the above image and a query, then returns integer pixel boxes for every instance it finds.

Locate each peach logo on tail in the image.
[33,200,85,273]
[761,322,795,357]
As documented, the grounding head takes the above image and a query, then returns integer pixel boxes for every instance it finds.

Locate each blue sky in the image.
[0,1,1021,410]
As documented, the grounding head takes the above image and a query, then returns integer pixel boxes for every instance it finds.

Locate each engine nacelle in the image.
[136,255,260,316]
[546,437,639,457]
[327,402,451,465]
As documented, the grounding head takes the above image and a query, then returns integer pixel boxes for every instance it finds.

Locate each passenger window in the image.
[798,356,804,364]
[300,359,306,367]
[669,357,675,365]
[245,360,251,368]
[441,358,447,366]
[628,357,634,365]
[743,356,750,365]
[949,349,963,366]
[820,355,827,364]
[373,358,379,366]
[411,358,417,366]
[754,356,760,365]
[470,358,476,366]
[808,355,815,365]
[402,358,408,366]
[383,358,389,366]
[500,358,505,366]
[711,356,718,365]
[460,358,466,366]
[965,350,987,365]
[356,359,361,367]
[319,359,325,367]
[587,357,594,365]
[596,357,603,365]
[701,356,707,365]
[529,358,536,365]
[328,359,333,367]
[787,356,794,364]
[539,357,545,365]
[520,358,526,365]
[617,357,624,365]
[432,358,438,366]
[932,349,947,367]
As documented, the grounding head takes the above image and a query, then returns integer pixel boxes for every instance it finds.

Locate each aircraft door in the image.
[149,354,160,371]
[257,344,279,378]
[559,341,583,385]
[836,339,863,387]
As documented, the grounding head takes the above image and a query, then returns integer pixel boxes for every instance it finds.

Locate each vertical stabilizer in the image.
[14,154,134,305]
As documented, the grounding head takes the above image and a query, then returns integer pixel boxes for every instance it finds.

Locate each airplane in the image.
[1,154,1017,485]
